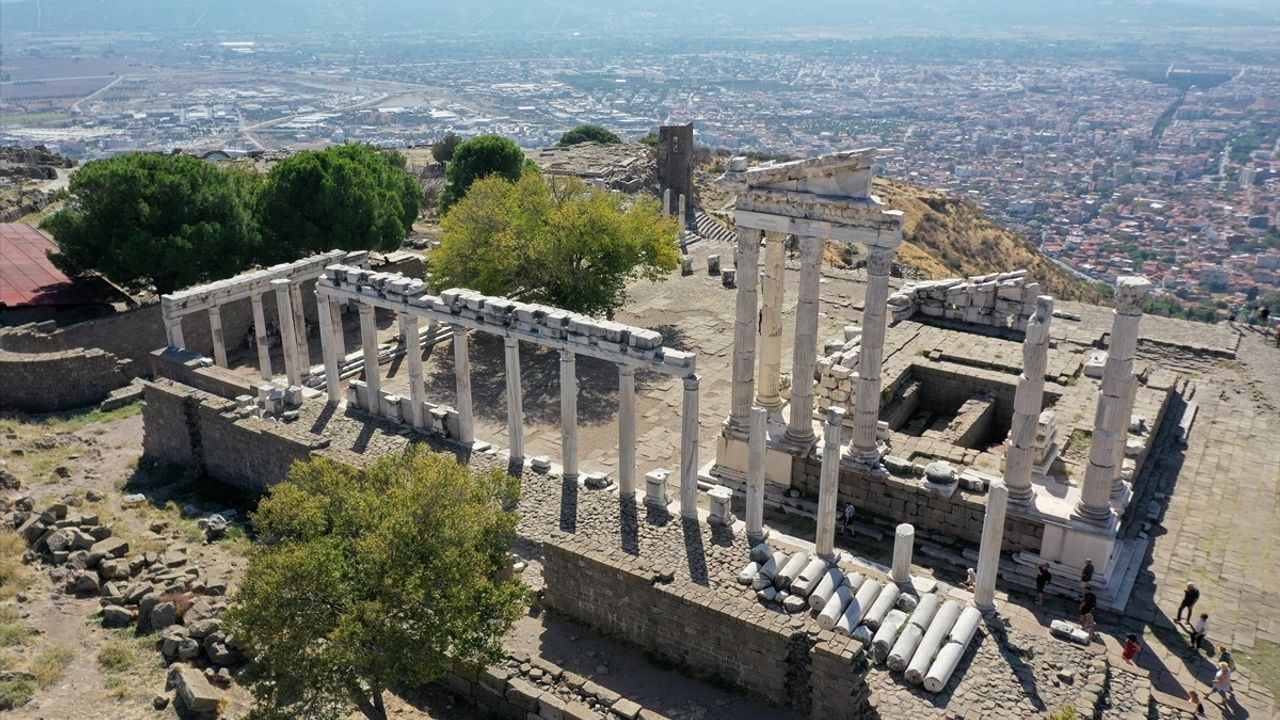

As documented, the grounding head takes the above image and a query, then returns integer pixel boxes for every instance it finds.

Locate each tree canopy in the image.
[433,170,682,317]
[432,131,462,164]
[225,448,525,720]
[438,134,527,214]
[41,152,260,295]
[255,143,421,263]
[557,124,622,147]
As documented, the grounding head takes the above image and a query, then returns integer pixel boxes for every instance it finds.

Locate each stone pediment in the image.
[742,148,877,200]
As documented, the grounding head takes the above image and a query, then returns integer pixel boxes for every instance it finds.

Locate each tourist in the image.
[1176,583,1199,623]
[963,567,977,591]
[840,502,856,534]
[1035,563,1052,605]
[1227,306,1238,326]
[246,325,257,350]
[1080,558,1094,588]
[1187,689,1205,716]
[1218,645,1235,671]
[1191,613,1210,650]
[1210,661,1233,702]
[1079,588,1097,633]
[1122,633,1141,663]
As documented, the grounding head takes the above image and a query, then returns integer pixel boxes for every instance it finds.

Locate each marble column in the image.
[1112,379,1139,487]
[663,188,671,215]
[1006,296,1054,505]
[846,246,896,464]
[784,235,823,445]
[618,365,637,497]
[250,292,273,380]
[756,234,786,410]
[678,193,686,221]
[357,301,380,402]
[317,294,342,404]
[727,227,763,436]
[504,336,524,462]
[165,316,185,350]
[745,406,767,541]
[453,326,475,445]
[401,314,426,429]
[272,279,302,388]
[289,282,311,375]
[1076,276,1152,524]
[559,349,578,480]
[892,523,915,585]
[814,407,845,559]
[207,305,227,367]
[680,374,701,519]
[973,479,1009,613]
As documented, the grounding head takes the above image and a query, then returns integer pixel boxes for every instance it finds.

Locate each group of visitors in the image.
[1227,303,1273,334]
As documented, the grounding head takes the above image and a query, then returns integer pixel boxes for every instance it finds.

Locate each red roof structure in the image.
[0,222,124,309]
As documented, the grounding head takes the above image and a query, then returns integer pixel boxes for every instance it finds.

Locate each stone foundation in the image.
[0,347,128,412]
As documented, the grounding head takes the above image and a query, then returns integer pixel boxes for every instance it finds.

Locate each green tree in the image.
[557,124,622,147]
[1142,294,1184,318]
[255,143,421,263]
[225,448,525,720]
[432,131,462,164]
[41,152,259,295]
[1260,291,1280,317]
[438,135,526,214]
[433,171,682,317]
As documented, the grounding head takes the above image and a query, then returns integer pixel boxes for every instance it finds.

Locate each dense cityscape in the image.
[3,33,1278,315]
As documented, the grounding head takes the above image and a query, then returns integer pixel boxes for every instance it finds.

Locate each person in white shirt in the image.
[1191,613,1210,650]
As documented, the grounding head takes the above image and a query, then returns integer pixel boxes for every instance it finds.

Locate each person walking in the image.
[1079,588,1097,633]
[1210,661,1233,702]
[840,502,856,535]
[1122,633,1141,663]
[1191,613,1210,650]
[1035,563,1052,605]
[1187,689,1205,716]
[1218,645,1236,671]
[1176,583,1200,623]
[1080,559,1095,588]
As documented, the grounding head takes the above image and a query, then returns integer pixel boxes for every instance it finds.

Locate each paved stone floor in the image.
[220,240,1275,718]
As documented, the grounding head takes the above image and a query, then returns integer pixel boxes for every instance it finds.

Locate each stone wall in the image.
[888,270,1041,330]
[542,538,873,720]
[0,347,128,412]
[792,459,1044,553]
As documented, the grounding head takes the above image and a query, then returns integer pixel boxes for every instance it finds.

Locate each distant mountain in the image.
[0,0,1274,35]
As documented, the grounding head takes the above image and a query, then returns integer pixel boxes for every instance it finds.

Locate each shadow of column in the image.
[681,517,709,587]
[620,498,639,556]
[559,477,578,533]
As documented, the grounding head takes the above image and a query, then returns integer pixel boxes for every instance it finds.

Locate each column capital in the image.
[270,277,292,290]
[1114,276,1153,315]
[559,348,575,362]
[865,245,896,276]
[359,301,375,315]
[825,406,845,428]
[619,364,636,378]
[798,234,823,260]
[684,373,701,390]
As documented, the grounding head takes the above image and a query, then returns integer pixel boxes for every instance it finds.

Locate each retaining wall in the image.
[0,347,128,412]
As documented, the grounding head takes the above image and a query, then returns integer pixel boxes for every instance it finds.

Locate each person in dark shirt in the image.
[1079,589,1097,632]
[1081,559,1095,588]
[1176,583,1200,623]
[1035,564,1052,605]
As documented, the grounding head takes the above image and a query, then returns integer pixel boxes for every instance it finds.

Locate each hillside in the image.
[869,178,1104,303]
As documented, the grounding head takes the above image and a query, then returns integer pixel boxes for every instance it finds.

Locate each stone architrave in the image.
[727,227,764,436]
[559,349,578,481]
[846,245,899,465]
[618,365,637,496]
[745,406,768,540]
[784,235,824,445]
[680,374,701,519]
[317,294,342,404]
[504,336,524,462]
[1076,276,1152,523]
[207,305,228,367]
[271,279,302,388]
[814,407,845,559]
[453,326,475,446]
[250,292,273,380]
[973,479,1009,612]
[357,301,380,401]
[401,314,426,429]
[1006,296,1054,505]
[756,234,787,410]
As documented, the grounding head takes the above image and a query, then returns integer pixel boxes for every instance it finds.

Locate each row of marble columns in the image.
[727,230,899,466]
[164,278,310,388]
[314,295,703,515]
[661,188,687,220]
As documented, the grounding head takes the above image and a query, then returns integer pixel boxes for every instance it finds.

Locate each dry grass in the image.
[0,529,31,601]
[96,638,137,673]
[29,646,73,688]
[0,607,31,647]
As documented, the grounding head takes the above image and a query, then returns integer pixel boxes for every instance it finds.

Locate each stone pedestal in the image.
[644,469,671,508]
[1076,276,1151,523]
[618,366,637,497]
[680,374,701,519]
[756,234,786,410]
[892,523,915,585]
[846,247,896,465]
[973,480,1009,613]
[727,228,763,437]
[784,235,823,446]
[745,407,768,541]
[814,407,844,559]
[559,349,578,480]
[1006,296,1054,505]
[504,336,524,461]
